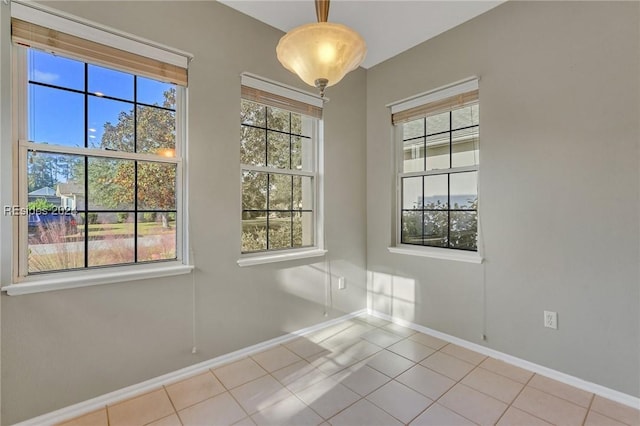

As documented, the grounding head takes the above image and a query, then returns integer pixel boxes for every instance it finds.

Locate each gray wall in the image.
[2,1,639,423]
[366,1,639,398]
[0,2,367,424]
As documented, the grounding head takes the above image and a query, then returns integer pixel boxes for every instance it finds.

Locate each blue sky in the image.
[28,49,174,149]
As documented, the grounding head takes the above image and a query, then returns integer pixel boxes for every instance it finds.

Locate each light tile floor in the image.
[58,316,640,426]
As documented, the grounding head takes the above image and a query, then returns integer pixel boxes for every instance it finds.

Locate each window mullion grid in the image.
[447,111,453,249]
[133,76,138,263]
[265,108,270,250]
[421,175,425,247]
[289,112,293,248]
[423,117,427,172]
[447,173,451,249]
[83,62,89,268]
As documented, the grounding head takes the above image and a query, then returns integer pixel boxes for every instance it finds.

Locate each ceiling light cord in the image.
[477,173,487,342]
[190,246,198,354]
[323,225,332,317]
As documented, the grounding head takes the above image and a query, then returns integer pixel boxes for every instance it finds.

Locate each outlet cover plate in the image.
[544,311,558,329]
[338,277,346,290]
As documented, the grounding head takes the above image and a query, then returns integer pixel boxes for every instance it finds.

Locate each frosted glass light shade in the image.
[276,22,366,89]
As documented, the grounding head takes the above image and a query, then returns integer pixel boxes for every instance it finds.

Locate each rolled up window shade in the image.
[392,89,478,125]
[241,85,322,119]
[11,18,188,86]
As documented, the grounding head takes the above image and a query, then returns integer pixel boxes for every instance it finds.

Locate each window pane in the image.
[291,136,313,171]
[29,85,84,147]
[28,211,83,273]
[88,157,134,210]
[88,64,134,101]
[242,211,267,252]
[240,126,266,167]
[291,113,313,137]
[27,152,84,273]
[138,77,176,109]
[88,96,134,151]
[450,211,477,250]
[267,131,290,169]
[269,174,292,210]
[28,50,84,91]
[266,106,290,132]
[452,104,479,129]
[242,171,267,210]
[426,111,449,135]
[138,162,176,210]
[293,176,313,210]
[293,211,314,247]
[402,177,422,209]
[401,210,423,245]
[424,174,448,209]
[27,151,84,199]
[423,211,448,247]
[136,105,176,155]
[425,133,450,171]
[403,138,424,173]
[291,113,302,135]
[137,212,176,261]
[403,118,424,140]
[241,100,266,127]
[87,213,135,267]
[451,128,479,168]
[450,172,477,210]
[268,212,292,250]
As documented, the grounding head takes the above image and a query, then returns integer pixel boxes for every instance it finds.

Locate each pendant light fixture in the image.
[276,0,367,98]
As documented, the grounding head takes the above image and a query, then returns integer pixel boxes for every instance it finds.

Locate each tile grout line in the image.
[425,354,489,426]
[299,328,394,424]
[578,393,638,426]
[581,393,596,426]
[526,378,595,412]
[161,385,179,415]
[211,365,260,424]
[497,372,553,425]
[159,383,183,426]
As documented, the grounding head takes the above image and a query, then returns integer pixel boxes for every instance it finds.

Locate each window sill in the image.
[2,262,194,296]
[237,248,327,267]
[388,245,483,264]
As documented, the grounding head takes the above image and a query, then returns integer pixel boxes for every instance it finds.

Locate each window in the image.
[392,79,479,254]
[239,74,323,258]
[6,3,192,290]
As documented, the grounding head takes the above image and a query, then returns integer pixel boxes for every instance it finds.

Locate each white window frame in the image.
[237,74,326,267]
[1,3,194,295]
[388,78,483,264]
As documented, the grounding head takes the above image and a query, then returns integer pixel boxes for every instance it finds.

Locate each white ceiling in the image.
[218,1,506,69]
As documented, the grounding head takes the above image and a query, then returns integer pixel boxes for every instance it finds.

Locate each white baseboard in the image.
[13,309,367,426]
[368,309,640,410]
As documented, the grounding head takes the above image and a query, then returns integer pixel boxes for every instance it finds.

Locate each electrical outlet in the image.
[544,311,558,329]
[338,276,346,290]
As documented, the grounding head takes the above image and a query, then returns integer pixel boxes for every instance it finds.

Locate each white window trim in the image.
[3,262,194,295]
[388,77,478,114]
[2,11,193,294]
[238,74,325,266]
[388,245,482,264]
[390,78,482,263]
[237,248,327,267]
[11,1,192,67]
[241,73,324,109]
